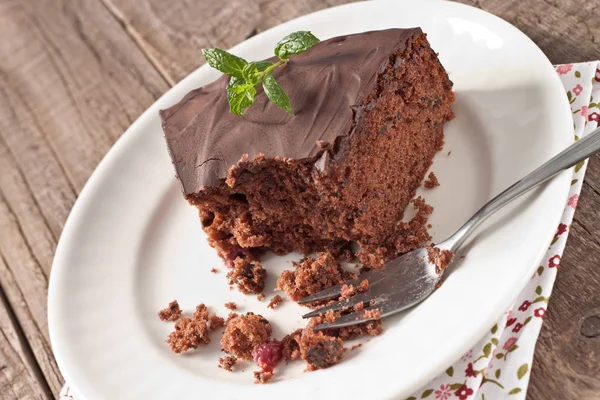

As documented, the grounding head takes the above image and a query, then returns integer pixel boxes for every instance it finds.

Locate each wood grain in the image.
[0,0,599,399]
[0,282,51,400]
[102,0,354,84]
[0,0,169,397]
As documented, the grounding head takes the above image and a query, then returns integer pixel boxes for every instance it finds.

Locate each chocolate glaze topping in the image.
[160,28,422,193]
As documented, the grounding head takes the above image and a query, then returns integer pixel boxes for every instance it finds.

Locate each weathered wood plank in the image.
[101,0,354,84]
[462,0,600,65]
[0,0,169,396]
[0,279,51,400]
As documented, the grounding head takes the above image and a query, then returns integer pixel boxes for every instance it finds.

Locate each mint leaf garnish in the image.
[242,63,260,85]
[255,60,274,72]
[227,81,256,116]
[274,31,320,60]
[201,31,320,116]
[263,74,293,115]
[201,48,248,78]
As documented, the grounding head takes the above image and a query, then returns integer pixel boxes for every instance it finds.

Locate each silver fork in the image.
[300,126,600,331]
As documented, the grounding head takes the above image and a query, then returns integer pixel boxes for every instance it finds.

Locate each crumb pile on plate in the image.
[158,28,454,383]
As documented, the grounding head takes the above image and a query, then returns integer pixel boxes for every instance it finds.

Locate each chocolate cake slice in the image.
[160,28,454,268]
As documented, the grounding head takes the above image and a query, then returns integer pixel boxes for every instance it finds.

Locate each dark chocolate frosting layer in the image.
[160,28,422,193]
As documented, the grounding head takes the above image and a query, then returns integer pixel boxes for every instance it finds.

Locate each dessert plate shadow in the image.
[48,1,572,399]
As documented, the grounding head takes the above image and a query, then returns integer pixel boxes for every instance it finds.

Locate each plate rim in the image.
[48,1,574,398]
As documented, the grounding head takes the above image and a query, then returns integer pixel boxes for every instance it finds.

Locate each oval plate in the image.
[48,1,572,399]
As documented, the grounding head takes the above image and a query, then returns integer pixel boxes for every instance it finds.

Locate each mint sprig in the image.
[201,31,320,116]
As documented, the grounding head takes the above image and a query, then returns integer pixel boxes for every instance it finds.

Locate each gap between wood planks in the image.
[98,0,176,87]
[0,255,53,400]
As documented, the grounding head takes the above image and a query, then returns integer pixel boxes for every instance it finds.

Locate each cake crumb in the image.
[276,252,354,302]
[447,150,452,156]
[340,284,356,299]
[424,172,440,188]
[192,304,210,321]
[210,267,219,273]
[363,309,381,320]
[353,302,365,312]
[254,370,274,384]
[227,258,267,295]
[281,329,302,361]
[351,343,362,351]
[227,312,239,322]
[358,279,369,292]
[341,279,368,299]
[225,302,237,310]
[209,314,226,331]
[218,356,237,371]
[267,294,284,309]
[257,293,265,301]
[166,316,210,353]
[221,312,272,360]
[299,328,345,371]
[309,310,383,340]
[427,247,455,273]
[158,300,182,322]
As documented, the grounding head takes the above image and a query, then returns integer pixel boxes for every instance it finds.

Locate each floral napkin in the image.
[59,62,600,400]
[405,61,600,400]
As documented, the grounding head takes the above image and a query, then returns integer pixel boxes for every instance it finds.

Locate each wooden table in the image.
[0,0,598,399]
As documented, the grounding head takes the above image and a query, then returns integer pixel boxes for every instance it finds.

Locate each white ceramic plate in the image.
[48,1,573,399]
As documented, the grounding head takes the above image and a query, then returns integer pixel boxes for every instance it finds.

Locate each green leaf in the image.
[406,397,416,400]
[551,236,559,245]
[262,73,293,114]
[255,60,274,72]
[421,389,434,398]
[495,369,501,379]
[575,160,585,173]
[537,266,544,276]
[242,62,260,85]
[571,179,579,185]
[491,338,499,345]
[491,324,498,334]
[509,344,519,353]
[532,296,545,304]
[509,388,522,395]
[275,31,320,59]
[483,343,492,357]
[495,352,504,359]
[202,48,248,78]
[446,366,454,377]
[567,91,573,101]
[575,70,581,78]
[517,363,529,379]
[535,285,542,295]
[450,383,464,390]
[227,81,256,116]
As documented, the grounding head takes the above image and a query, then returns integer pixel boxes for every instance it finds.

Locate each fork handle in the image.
[446,126,600,252]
